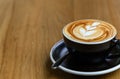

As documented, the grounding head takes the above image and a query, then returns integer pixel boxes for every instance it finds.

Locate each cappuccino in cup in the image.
[63,19,117,44]
[62,19,118,64]
[62,19,117,53]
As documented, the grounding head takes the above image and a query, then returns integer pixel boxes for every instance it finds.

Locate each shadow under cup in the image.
[63,35,117,64]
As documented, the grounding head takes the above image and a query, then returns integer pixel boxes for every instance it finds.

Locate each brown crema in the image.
[63,19,117,42]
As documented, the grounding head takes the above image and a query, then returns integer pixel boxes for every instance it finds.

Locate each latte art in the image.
[73,22,100,37]
[63,19,117,42]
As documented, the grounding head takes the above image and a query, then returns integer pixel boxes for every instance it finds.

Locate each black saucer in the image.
[50,40,120,76]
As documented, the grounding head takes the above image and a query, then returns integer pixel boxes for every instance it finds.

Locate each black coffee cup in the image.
[62,20,119,64]
[63,36,117,54]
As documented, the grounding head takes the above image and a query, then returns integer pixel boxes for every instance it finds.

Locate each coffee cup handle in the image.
[106,38,120,59]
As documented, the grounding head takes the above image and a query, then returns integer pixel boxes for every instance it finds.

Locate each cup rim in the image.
[62,19,117,45]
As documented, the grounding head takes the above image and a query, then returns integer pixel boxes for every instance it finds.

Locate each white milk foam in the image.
[73,21,103,40]
[79,22,100,36]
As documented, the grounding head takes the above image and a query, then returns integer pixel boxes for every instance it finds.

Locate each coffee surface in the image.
[63,19,117,42]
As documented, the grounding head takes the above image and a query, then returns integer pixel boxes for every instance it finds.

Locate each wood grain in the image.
[0,0,120,79]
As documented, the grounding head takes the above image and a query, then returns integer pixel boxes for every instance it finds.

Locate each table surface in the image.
[0,0,120,79]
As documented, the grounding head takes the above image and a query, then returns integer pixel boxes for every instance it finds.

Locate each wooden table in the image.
[0,0,120,79]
